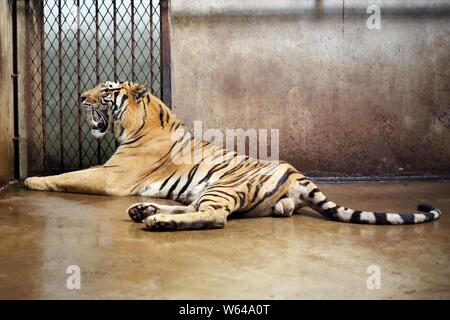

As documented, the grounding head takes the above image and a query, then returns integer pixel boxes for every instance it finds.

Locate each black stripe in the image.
[211,173,252,189]
[219,164,244,179]
[196,197,221,208]
[236,191,246,210]
[276,195,288,203]
[199,193,231,205]
[159,104,165,128]
[417,204,435,212]
[175,164,200,201]
[212,165,277,189]
[258,165,279,184]
[374,212,390,225]
[205,189,238,205]
[263,169,297,200]
[349,210,362,223]
[308,188,320,198]
[117,142,143,149]
[129,139,183,193]
[159,170,177,191]
[218,167,250,183]
[166,177,181,199]
[165,109,170,123]
[120,134,144,146]
[322,206,339,221]
[170,135,194,160]
[316,198,328,207]
[198,163,229,184]
[400,213,415,224]
[423,212,436,222]
[246,169,297,212]
[134,103,147,135]
[160,139,182,162]
[355,212,370,224]
[112,91,119,111]
[118,125,124,138]
[250,185,261,203]
[117,94,128,113]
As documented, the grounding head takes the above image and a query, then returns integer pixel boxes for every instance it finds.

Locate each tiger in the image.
[24,81,442,231]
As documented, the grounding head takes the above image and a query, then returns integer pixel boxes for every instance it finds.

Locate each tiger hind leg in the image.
[272,197,296,217]
[127,203,196,223]
[271,177,308,217]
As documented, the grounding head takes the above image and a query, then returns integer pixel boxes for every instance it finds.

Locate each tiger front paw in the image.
[24,177,48,191]
[128,203,157,223]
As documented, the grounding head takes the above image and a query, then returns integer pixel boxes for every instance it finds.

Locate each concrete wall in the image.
[170,0,450,177]
[0,0,14,183]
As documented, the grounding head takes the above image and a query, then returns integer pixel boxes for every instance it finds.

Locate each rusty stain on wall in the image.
[174,1,450,176]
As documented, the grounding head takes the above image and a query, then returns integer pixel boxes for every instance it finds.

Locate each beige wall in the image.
[170,0,450,177]
[0,0,14,183]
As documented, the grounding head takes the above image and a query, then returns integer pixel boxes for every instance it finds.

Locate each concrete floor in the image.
[0,181,449,299]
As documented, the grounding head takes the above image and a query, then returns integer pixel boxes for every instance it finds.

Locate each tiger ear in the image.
[129,83,149,100]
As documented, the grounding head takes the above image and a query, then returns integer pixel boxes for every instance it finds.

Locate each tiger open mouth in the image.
[86,107,109,133]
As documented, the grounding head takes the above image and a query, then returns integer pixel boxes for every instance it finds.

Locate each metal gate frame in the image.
[16,0,171,177]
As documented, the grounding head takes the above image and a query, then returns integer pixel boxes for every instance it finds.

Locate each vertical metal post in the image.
[113,0,118,82]
[58,0,64,168]
[95,0,99,86]
[112,0,119,150]
[131,0,136,82]
[95,0,99,85]
[40,0,46,171]
[12,0,20,179]
[96,0,101,164]
[24,0,32,174]
[76,0,82,169]
[160,0,171,107]
[150,0,154,90]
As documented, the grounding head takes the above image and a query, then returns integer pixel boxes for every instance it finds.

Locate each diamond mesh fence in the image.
[25,0,164,174]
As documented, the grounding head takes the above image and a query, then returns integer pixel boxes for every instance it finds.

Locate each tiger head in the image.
[81,81,148,139]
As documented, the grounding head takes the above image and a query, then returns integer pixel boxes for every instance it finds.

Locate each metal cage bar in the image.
[23,0,168,175]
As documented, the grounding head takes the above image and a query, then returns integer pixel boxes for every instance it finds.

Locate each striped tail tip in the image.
[417,203,441,214]
[325,204,442,225]
[336,205,442,225]
[298,178,441,225]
